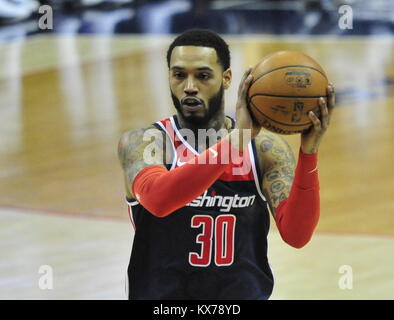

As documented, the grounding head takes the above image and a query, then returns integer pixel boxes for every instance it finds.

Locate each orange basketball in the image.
[247,51,328,135]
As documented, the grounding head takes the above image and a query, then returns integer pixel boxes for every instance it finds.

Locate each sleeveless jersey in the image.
[126,115,274,300]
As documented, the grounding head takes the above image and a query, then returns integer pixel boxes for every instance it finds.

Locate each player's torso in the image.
[126,115,273,300]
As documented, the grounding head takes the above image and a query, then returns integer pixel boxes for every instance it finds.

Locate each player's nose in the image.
[184,77,198,95]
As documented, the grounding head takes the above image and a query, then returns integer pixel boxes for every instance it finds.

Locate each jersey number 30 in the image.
[189,214,236,267]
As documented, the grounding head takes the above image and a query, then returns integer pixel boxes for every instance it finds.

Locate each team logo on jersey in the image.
[177,158,187,167]
[186,190,256,212]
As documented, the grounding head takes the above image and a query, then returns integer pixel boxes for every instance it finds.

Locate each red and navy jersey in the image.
[126,115,274,300]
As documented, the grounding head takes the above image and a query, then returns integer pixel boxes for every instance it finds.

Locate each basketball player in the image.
[118,29,335,300]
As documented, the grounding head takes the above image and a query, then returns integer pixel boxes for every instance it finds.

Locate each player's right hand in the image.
[230,67,261,151]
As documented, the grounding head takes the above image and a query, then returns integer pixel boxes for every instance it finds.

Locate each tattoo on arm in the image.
[118,127,168,198]
[259,135,296,217]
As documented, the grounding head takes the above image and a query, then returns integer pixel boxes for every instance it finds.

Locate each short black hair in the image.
[166,29,231,70]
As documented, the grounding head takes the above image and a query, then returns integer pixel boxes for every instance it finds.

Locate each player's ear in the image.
[222,68,232,90]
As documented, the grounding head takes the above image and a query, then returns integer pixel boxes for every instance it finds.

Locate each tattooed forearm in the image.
[263,170,292,213]
[270,180,285,193]
[263,188,287,209]
[257,133,296,216]
[260,138,274,152]
[266,170,280,181]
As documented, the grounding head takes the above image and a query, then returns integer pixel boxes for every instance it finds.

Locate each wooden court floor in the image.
[0,34,393,299]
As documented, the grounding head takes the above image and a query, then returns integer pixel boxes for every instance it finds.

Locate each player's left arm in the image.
[256,132,296,215]
[258,84,335,248]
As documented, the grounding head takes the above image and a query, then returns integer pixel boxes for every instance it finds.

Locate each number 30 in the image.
[189,214,236,267]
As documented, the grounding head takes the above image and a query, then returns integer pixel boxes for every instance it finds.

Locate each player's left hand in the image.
[300,83,335,154]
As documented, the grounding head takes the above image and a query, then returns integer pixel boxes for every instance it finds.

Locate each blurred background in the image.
[1,0,394,36]
[0,0,393,299]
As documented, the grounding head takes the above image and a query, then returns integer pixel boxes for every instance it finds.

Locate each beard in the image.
[171,84,224,125]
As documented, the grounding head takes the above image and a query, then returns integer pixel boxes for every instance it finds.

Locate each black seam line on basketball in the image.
[250,65,328,87]
[249,101,312,127]
[250,93,326,99]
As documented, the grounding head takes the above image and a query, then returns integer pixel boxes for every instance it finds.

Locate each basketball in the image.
[248,51,328,135]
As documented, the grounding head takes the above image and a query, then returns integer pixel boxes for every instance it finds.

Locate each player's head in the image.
[167,29,232,125]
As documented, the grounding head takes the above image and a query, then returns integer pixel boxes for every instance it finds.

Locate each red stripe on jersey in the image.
[157,118,177,145]
[158,117,196,159]
[157,116,255,181]
[219,169,254,181]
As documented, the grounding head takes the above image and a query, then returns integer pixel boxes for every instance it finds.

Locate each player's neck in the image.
[176,108,230,152]
[177,109,228,133]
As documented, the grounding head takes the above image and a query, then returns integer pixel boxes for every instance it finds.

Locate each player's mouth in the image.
[181,97,204,112]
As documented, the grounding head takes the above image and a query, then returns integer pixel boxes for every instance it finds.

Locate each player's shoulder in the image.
[119,125,150,145]
[118,124,162,162]
[118,124,164,148]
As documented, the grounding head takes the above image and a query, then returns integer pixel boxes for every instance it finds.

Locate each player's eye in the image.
[173,72,186,79]
[197,73,211,80]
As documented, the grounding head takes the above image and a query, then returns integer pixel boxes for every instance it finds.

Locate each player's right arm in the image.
[118,125,239,217]
[118,126,168,200]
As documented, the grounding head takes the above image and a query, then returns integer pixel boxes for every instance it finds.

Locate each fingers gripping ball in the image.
[247,51,329,135]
